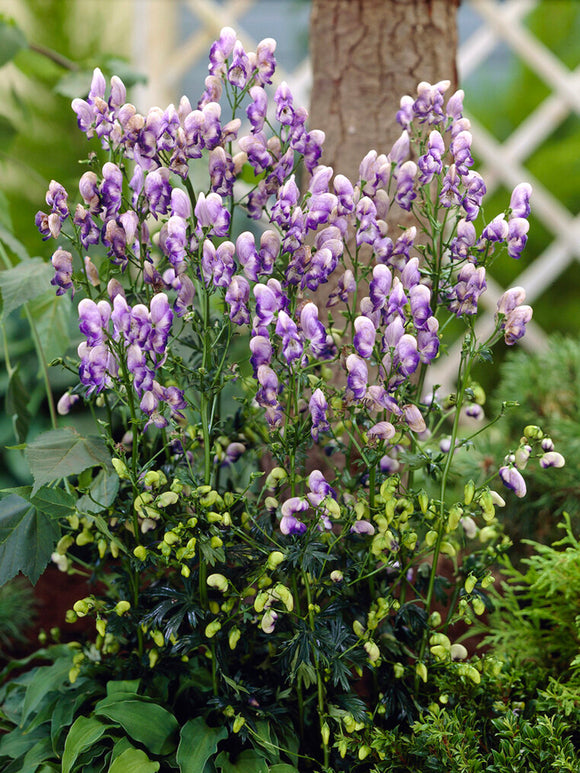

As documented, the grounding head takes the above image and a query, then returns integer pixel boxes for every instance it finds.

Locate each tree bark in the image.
[309,0,460,180]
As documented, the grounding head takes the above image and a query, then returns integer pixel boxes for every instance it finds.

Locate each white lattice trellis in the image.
[131,0,579,392]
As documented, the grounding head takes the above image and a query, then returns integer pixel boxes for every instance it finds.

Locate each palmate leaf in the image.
[0,258,52,321]
[0,493,60,585]
[26,427,112,495]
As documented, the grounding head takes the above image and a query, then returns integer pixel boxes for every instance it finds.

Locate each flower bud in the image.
[416,662,428,683]
[450,643,468,660]
[429,611,442,627]
[207,573,229,593]
[321,722,330,747]
[229,627,241,650]
[205,620,222,638]
[133,545,147,561]
[265,467,287,488]
[115,600,131,616]
[523,424,543,440]
[330,570,343,582]
[233,715,245,733]
[463,480,475,506]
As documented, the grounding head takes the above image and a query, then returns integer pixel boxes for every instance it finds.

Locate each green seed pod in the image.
[464,573,477,595]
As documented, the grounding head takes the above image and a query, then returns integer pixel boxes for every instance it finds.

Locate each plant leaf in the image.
[215,750,269,773]
[269,766,301,773]
[77,469,119,515]
[0,15,27,68]
[26,428,112,495]
[108,747,160,772]
[177,717,227,773]
[94,695,178,756]
[27,290,72,363]
[31,486,76,519]
[62,716,111,773]
[0,258,52,320]
[5,364,30,443]
[0,222,29,262]
[0,493,60,585]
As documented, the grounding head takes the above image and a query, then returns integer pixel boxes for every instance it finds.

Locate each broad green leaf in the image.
[108,747,160,772]
[21,736,54,769]
[0,222,29,262]
[94,695,178,756]
[0,723,47,759]
[5,365,30,443]
[106,679,140,696]
[0,493,60,585]
[268,765,301,773]
[77,469,119,515]
[0,114,16,146]
[0,258,52,320]
[31,486,76,519]
[62,716,110,773]
[177,717,227,773]
[215,750,268,773]
[0,189,13,230]
[0,15,27,67]
[21,648,74,727]
[26,428,112,495]
[27,290,72,363]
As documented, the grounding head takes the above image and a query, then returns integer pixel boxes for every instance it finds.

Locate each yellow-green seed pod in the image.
[265,467,288,488]
[233,715,245,733]
[458,663,481,684]
[447,505,463,532]
[207,511,223,523]
[464,574,477,595]
[152,630,164,648]
[56,535,74,555]
[267,550,285,570]
[393,662,404,678]
[364,640,381,663]
[343,713,356,733]
[416,662,428,683]
[199,490,219,508]
[450,643,468,660]
[440,541,456,557]
[76,529,94,547]
[353,620,365,638]
[417,490,429,514]
[181,565,191,578]
[321,722,330,746]
[134,545,147,561]
[209,600,220,614]
[115,600,131,616]
[229,627,241,650]
[429,632,451,649]
[273,583,294,612]
[65,609,78,624]
[222,512,232,527]
[112,458,130,480]
[358,745,372,761]
[481,573,495,589]
[479,526,496,543]
[210,536,223,548]
[97,539,107,558]
[163,531,180,546]
[338,739,348,759]
[424,530,438,547]
[472,597,485,616]
[96,618,106,638]
[463,480,476,506]
[207,573,228,593]
[429,611,442,627]
[430,644,448,661]
[73,599,90,617]
[205,620,221,638]
[148,649,159,668]
[157,491,179,508]
[402,531,418,550]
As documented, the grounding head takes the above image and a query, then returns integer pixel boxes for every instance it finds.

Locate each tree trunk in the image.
[309,0,460,180]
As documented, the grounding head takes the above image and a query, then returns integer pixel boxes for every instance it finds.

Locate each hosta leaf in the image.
[94,694,178,756]
[0,493,60,585]
[177,717,227,773]
[0,258,52,320]
[62,716,111,773]
[26,428,112,495]
[215,750,269,773]
[108,747,160,772]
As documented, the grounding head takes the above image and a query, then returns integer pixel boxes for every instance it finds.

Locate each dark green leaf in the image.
[21,651,73,727]
[0,723,48,760]
[27,290,72,363]
[26,428,112,495]
[0,114,16,145]
[177,717,227,773]
[0,493,60,585]
[5,365,30,443]
[0,222,29,262]
[269,766,301,773]
[0,16,27,67]
[31,486,76,519]
[215,750,268,773]
[108,747,160,772]
[0,258,52,320]
[77,469,119,515]
[106,679,140,696]
[62,716,111,773]
[94,695,178,756]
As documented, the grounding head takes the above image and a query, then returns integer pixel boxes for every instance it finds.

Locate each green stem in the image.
[303,571,329,769]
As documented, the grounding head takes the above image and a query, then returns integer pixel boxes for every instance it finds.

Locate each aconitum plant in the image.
[3,27,565,772]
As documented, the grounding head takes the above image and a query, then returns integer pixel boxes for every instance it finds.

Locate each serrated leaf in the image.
[94,695,178,756]
[77,469,119,515]
[0,493,60,585]
[5,365,30,443]
[0,258,52,320]
[0,16,27,68]
[27,290,72,362]
[177,717,227,773]
[108,747,160,772]
[30,486,76,519]
[26,428,112,495]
